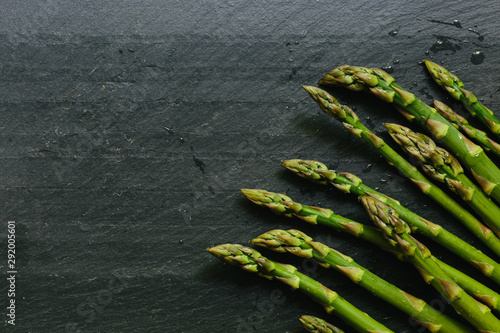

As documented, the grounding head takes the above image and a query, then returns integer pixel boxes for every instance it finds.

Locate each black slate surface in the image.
[1,1,500,332]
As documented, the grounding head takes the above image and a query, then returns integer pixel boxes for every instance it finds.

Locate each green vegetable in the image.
[361,195,500,332]
[386,122,500,236]
[299,315,345,333]
[424,60,500,139]
[281,158,500,284]
[241,188,500,311]
[301,85,500,256]
[319,66,500,203]
[252,229,474,333]
[207,244,394,333]
[433,99,500,158]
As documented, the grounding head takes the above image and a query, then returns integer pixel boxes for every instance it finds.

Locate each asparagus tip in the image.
[299,315,345,333]
[302,85,322,102]
[282,159,332,184]
[422,59,437,70]
[383,122,407,135]
[240,188,290,205]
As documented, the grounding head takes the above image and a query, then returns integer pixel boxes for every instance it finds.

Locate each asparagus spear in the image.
[360,195,500,332]
[423,60,500,139]
[207,244,394,333]
[300,86,500,258]
[385,122,500,235]
[318,66,500,203]
[299,315,345,333]
[433,99,500,158]
[241,188,397,253]
[252,229,474,333]
[281,158,500,282]
[241,188,500,311]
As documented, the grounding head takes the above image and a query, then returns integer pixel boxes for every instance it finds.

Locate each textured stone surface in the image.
[1,1,498,332]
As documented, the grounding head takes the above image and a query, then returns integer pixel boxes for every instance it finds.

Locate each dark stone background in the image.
[1,1,499,332]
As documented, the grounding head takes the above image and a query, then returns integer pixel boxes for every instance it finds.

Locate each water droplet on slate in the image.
[467,28,485,41]
[393,59,400,64]
[382,66,394,74]
[363,164,373,173]
[470,51,485,65]
[365,117,374,128]
[388,30,398,37]
[452,20,462,28]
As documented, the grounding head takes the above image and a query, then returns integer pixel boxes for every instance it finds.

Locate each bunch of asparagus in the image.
[207,61,500,332]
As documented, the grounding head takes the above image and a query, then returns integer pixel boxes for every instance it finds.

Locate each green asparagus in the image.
[433,99,500,158]
[281,158,500,282]
[207,244,394,333]
[360,195,500,332]
[319,66,500,203]
[423,60,500,139]
[241,188,500,311]
[300,86,500,258]
[299,315,345,333]
[241,188,396,253]
[252,229,474,333]
[386,122,500,235]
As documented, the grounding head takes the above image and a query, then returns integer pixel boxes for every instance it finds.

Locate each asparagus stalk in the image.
[423,60,500,139]
[241,188,500,311]
[385,122,500,235]
[241,188,397,253]
[319,66,500,203]
[281,158,500,283]
[252,229,474,333]
[299,315,345,333]
[439,259,500,314]
[207,244,394,333]
[433,99,500,158]
[360,195,500,332]
[300,86,500,259]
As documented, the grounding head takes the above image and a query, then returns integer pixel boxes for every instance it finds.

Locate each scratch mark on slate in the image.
[428,19,462,28]
[193,155,206,173]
